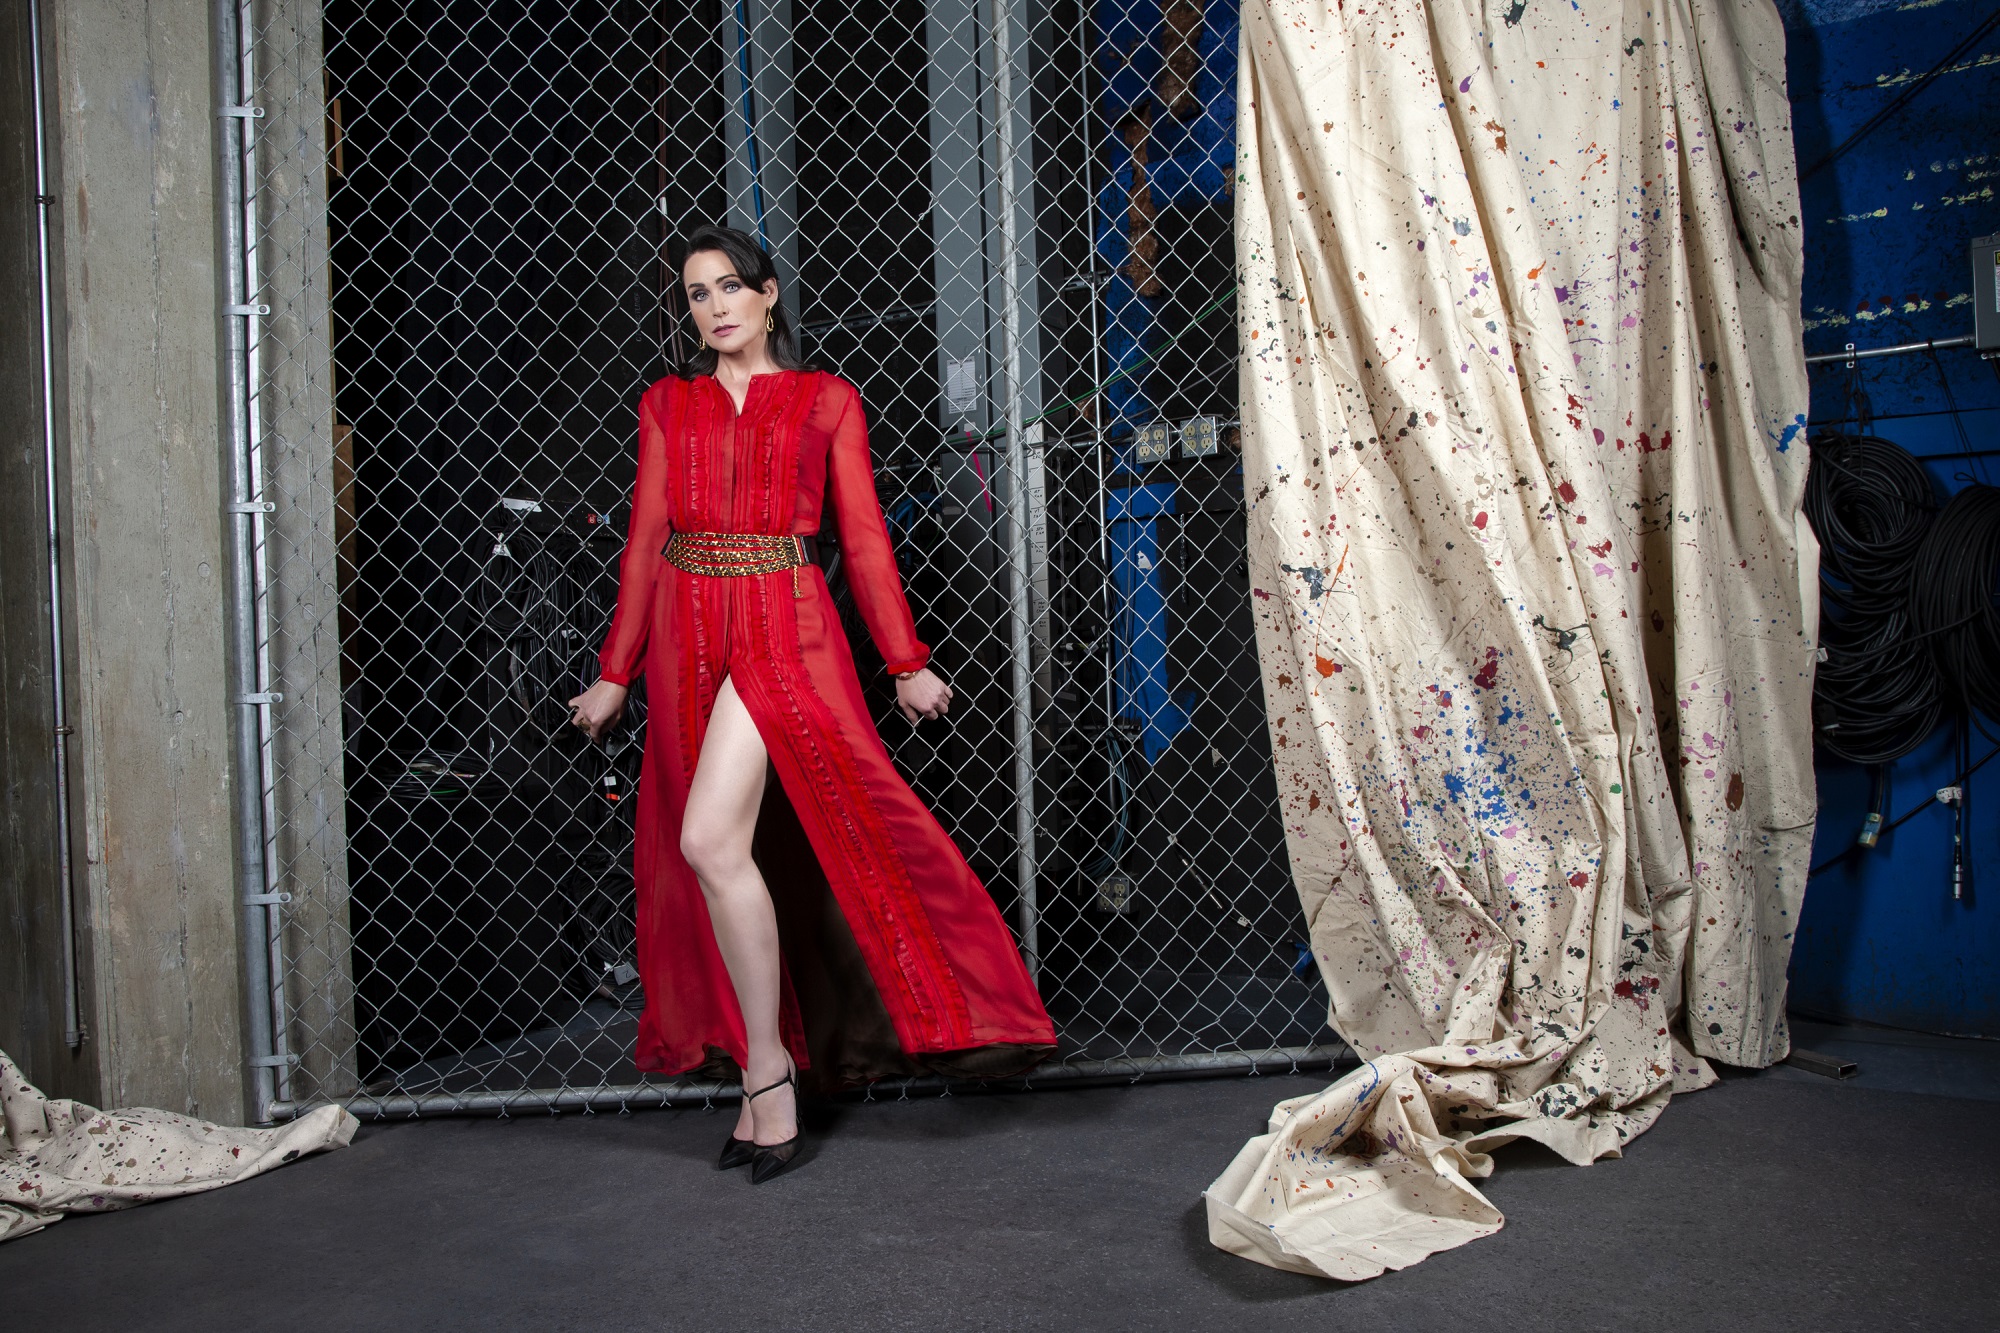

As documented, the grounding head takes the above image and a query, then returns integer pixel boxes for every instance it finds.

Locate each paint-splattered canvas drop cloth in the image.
[1209,0,1816,1280]
[0,1050,357,1242]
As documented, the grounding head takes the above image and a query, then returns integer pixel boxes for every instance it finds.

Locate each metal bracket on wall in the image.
[236,692,283,705]
[243,893,292,906]
[218,104,264,119]
[226,304,270,317]
[228,501,274,513]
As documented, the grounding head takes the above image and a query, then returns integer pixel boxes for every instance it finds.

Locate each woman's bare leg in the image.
[680,676,796,1148]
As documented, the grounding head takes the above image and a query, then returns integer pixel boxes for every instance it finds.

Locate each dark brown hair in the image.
[669,224,808,379]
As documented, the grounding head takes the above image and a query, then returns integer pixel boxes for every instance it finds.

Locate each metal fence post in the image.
[213,0,279,1124]
[989,0,1040,977]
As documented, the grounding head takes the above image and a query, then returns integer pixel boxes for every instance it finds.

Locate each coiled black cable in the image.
[1910,483,2000,738]
[1807,432,1936,614]
[1804,431,1944,764]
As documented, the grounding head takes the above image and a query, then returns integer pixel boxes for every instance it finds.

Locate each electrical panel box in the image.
[1973,234,2000,351]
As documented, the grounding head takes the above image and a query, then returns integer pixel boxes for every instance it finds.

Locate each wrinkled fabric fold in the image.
[1217,0,1813,1277]
[1,1051,356,1243]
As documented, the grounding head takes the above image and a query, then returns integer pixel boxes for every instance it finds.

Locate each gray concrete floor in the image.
[6,1020,1998,1332]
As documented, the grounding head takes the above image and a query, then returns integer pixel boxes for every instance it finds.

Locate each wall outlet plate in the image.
[1134,420,1174,465]
[1181,415,1218,457]
[1095,870,1135,914]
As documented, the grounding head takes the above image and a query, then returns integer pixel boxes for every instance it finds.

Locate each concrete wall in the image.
[19,0,248,1121]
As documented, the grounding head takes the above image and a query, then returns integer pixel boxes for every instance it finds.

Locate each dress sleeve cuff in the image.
[883,647,930,676]
[598,664,636,687]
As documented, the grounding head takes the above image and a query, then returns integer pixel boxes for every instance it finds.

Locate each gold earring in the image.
[765,309,775,334]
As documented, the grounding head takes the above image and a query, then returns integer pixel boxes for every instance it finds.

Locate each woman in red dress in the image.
[567,226,1054,1182]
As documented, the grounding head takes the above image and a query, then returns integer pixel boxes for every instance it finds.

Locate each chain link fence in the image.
[223,0,1340,1120]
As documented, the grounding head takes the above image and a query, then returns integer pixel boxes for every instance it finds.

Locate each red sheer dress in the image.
[598,368,1055,1087]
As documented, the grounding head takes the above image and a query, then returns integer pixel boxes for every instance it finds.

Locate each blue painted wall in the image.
[1783,0,2000,1035]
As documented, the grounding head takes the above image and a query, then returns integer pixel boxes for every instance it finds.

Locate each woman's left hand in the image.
[894,668,954,724]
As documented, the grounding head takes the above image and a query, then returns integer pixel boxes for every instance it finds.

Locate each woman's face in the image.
[683,248,779,358]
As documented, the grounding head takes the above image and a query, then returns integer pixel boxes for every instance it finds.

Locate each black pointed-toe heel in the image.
[749,1133,801,1184]
[744,1061,803,1185]
[717,1132,757,1171]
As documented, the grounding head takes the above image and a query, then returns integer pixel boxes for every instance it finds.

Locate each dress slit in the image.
[607,369,1054,1088]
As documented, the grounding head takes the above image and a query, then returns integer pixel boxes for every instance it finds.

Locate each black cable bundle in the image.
[1910,484,2000,737]
[1804,431,1944,764]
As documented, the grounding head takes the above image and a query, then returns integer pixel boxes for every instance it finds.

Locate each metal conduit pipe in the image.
[989,0,1041,977]
[265,1045,1350,1120]
[233,0,293,1109]
[212,0,281,1122]
[28,0,82,1053]
[1074,19,1122,857]
[1804,334,1976,366]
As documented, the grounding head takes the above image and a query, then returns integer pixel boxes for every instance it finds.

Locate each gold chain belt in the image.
[664,531,815,594]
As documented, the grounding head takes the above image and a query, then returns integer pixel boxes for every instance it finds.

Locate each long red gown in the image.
[597,368,1056,1088]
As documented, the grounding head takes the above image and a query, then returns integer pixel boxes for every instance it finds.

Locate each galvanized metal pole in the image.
[213,0,279,1122]
[1803,333,1976,366]
[1073,11,1121,823]
[234,0,293,1107]
[988,0,1039,976]
[28,0,81,1052]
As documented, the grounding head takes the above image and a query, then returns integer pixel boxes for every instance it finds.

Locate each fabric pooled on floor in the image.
[1,1050,356,1243]
[1217,0,1814,1279]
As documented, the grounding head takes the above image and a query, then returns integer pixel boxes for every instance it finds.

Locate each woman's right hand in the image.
[567,678,629,744]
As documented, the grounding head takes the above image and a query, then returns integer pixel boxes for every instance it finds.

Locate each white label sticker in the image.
[944,356,979,415]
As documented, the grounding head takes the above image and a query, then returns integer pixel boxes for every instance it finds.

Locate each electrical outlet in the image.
[1096,871,1135,914]
[1134,420,1174,465]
